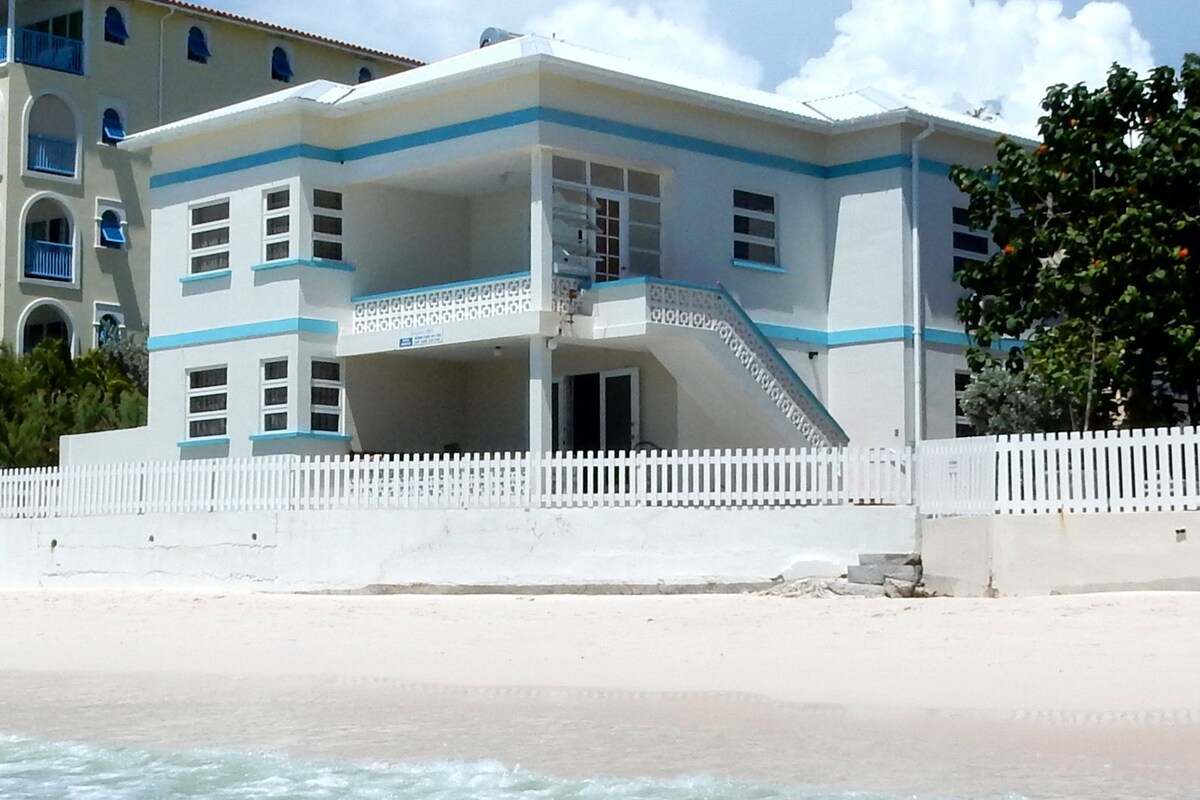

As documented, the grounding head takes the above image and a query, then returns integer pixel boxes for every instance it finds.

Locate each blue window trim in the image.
[252,258,356,273]
[101,108,126,144]
[180,269,231,284]
[178,437,230,449]
[99,212,126,247]
[187,26,211,63]
[271,46,293,82]
[250,431,353,443]
[731,259,788,274]
[104,7,129,44]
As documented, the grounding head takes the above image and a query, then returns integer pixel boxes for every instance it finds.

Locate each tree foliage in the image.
[959,363,1062,435]
[950,54,1200,430]
[0,339,147,468]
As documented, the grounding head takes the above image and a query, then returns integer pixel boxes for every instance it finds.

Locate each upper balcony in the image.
[2,9,86,76]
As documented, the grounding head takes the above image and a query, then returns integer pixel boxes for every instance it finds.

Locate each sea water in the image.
[0,735,1018,800]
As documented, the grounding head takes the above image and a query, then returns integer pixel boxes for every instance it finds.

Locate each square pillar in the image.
[530,147,554,311]
[7,0,16,64]
[528,336,553,455]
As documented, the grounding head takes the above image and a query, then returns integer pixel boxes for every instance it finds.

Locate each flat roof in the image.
[124,34,1032,151]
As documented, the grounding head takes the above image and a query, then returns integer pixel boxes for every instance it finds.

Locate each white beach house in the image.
[62,34,1027,464]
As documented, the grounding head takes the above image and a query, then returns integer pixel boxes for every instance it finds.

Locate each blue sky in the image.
[208,0,1196,132]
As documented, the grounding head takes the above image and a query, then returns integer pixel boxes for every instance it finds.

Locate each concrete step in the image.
[847,563,923,586]
[859,553,919,567]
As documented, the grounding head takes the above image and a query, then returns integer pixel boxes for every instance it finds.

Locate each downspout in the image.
[911,122,936,443]
[158,6,177,124]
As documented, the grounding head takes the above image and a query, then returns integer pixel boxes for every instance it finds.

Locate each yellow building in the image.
[0,0,417,353]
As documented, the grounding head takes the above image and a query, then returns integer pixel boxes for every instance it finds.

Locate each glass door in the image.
[593,192,625,283]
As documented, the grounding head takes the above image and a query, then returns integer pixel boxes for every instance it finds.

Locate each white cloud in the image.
[776,0,1155,133]
[521,1,763,87]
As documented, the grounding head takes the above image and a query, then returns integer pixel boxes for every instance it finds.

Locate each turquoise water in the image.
[0,736,1000,800]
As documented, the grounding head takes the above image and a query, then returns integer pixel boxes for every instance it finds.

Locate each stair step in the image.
[847,564,922,586]
[858,553,918,567]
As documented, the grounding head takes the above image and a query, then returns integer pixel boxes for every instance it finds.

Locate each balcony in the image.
[16,28,83,74]
[27,134,77,177]
[1,30,7,62]
[25,241,73,281]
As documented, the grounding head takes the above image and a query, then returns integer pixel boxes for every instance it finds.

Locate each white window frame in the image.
[186,366,229,441]
[732,189,778,267]
[310,359,343,434]
[93,302,125,348]
[261,358,290,433]
[311,189,344,263]
[952,205,991,276]
[188,197,231,275]
[263,186,293,263]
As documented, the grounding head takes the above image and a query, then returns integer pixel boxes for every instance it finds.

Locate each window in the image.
[271,46,293,82]
[310,360,342,433]
[733,190,778,266]
[357,67,373,84]
[187,26,211,64]
[262,359,289,433]
[263,188,291,262]
[94,304,125,347]
[187,367,228,439]
[98,210,126,249]
[104,7,128,45]
[550,157,662,282]
[952,206,990,274]
[101,108,125,145]
[312,190,343,261]
[189,199,230,274]
[955,371,975,438]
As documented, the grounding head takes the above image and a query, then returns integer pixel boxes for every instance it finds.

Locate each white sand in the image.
[2,590,1199,797]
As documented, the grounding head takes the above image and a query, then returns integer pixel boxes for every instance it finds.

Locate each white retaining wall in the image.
[923,511,1200,596]
[0,506,918,591]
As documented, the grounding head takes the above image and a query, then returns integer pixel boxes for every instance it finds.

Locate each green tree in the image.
[950,54,1200,430]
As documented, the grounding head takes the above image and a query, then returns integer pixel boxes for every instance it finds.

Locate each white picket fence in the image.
[0,447,914,520]
[918,426,1200,515]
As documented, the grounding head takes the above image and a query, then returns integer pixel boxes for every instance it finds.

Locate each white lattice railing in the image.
[643,281,847,447]
[352,272,582,335]
[0,448,914,519]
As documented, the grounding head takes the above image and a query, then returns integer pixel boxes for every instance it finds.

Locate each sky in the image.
[207,0,1196,133]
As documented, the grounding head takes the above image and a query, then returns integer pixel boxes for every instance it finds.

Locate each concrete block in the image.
[859,553,914,566]
[883,565,921,583]
[847,564,886,585]
[826,579,887,597]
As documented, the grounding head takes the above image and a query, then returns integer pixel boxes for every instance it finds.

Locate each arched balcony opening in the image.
[24,197,74,282]
[27,94,78,177]
[21,302,73,355]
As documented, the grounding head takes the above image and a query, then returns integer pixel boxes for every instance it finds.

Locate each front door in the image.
[553,368,640,452]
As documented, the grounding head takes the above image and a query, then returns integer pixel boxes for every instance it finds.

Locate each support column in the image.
[530,147,554,311]
[7,0,16,64]
[528,336,553,455]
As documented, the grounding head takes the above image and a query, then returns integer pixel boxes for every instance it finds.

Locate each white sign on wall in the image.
[398,327,445,349]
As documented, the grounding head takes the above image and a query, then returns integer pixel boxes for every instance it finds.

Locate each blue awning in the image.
[102,109,126,143]
[272,47,293,81]
[100,213,126,248]
[104,8,129,44]
[188,27,211,62]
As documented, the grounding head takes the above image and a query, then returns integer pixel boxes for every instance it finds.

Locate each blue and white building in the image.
[62,35,1026,464]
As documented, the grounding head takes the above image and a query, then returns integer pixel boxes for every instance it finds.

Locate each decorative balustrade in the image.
[644,281,848,447]
[351,272,582,335]
[17,28,83,74]
[24,240,73,281]
[27,134,77,176]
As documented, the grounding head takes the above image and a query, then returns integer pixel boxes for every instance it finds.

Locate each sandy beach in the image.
[2,590,1199,798]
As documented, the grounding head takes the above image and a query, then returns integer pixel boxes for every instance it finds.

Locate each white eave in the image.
[123,34,1033,153]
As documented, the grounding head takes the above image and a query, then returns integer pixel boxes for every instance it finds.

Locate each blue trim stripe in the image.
[150,105,958,189]
[352,271,530,303]
[250,431,353,443]
[148,317,339,351]
[731,259,788,274]
[757,322,1028,350]
[252,259,357,273]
